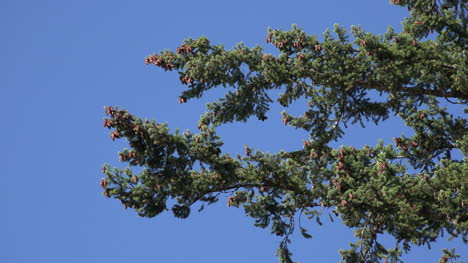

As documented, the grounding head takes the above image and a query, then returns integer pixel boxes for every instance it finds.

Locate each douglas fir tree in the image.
[101,0,467,262]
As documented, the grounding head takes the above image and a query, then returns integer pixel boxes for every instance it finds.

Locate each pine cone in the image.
[110,131,120,141]
[394,137,402,147]
[266,32,273,44]
[245,147,251,156]
[100,178,108,189]
[105,106,114,116]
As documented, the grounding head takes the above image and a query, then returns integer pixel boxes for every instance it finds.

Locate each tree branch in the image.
[355,80,468,100]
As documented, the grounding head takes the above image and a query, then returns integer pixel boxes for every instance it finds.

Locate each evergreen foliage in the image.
[101,1,467,262]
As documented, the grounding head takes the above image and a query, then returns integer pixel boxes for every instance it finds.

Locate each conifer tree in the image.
[101,1,467,262]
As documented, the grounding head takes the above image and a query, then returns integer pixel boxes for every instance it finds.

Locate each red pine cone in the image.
[105,106,115,116]
[176,44,194,54]
[103,119,114,129]
[100,178,108,189]
[245,147,251,156]
[110,131,120,141]
[266,32,273,44]
[394,137,401,147]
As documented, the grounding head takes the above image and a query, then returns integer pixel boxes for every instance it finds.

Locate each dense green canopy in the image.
[101,1,467,262]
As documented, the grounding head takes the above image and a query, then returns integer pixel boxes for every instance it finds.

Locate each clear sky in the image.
[2,0,466,262]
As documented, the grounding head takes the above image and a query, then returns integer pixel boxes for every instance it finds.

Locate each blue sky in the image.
[2,0,466,262]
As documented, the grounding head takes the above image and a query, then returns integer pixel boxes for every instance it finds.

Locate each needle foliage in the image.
[101,1,467,262]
